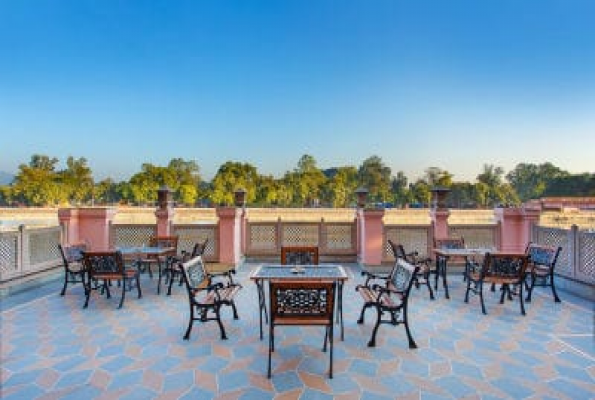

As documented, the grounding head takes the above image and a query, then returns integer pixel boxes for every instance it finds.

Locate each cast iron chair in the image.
[356,258,419,348]
[465,252,529,315]
[281,246,319,265]
[167,238,208,295]
[181,255,241,340]
[388,240,435,300]
[58,242,87,296]
[82,250,142,309]
[268,279,336,378]
[524,243,563,303]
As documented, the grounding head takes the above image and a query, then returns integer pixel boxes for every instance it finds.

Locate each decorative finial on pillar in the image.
[355,187,369,209]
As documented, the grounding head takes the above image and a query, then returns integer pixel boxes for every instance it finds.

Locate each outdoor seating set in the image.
[58,238,563,379]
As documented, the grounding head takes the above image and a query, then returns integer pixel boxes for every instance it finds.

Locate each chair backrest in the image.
[387,240,416,263]
[82,251,125,278]
[480,253,529,280]
[149,235,179,256]
[281,246,319,265]
[190,238,209,258]
[525,243,561,269]
[434,237,465,250]
[387,258,419,294]
[269,280,335,325]
[59,242,87,266]
[180,255,210,292]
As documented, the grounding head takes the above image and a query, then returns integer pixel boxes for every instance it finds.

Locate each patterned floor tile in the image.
[1,263,593,399]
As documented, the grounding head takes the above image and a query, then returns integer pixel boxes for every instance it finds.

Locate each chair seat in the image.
[357,286,404,309]
[93,270,138,280]
[195,285,241,305]
[468,271,519,285]
[526,264,551,276]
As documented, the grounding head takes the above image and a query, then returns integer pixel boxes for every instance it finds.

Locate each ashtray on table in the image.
[290,267,305,274]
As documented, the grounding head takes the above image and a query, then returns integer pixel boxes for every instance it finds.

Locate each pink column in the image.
[359,209,385,266]
[216,207,243,265]
[155,208,175,236]
[431,209,450,240]
[495,206,541,253]
[58,207,117,250]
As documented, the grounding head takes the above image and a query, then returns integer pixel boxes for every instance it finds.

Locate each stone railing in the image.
[0,225,61,282]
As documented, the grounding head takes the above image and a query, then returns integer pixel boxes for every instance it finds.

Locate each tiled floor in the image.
[1,264,594,399]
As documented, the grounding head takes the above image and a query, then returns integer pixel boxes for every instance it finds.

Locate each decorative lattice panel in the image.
[0,232,19,280]
[578,230,595,284]
[249,224,277,251]
[282,224,319,246]
[28,227,61,266]
[533,226,572,277]
[112,225,156,248]
[324,224,354,251]
[385,226,431,260]
[449,226,496,249]
[173,225,217,258]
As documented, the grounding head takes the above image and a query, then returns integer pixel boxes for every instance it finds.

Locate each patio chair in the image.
[281,246,319,265]
[58,242,88,296]
[524,243,562,303]
[388,240,435,300]
[356,258,419,348]
[82,250,142,309]
[464,252,529,315]
[267,279,336,378]
[167,238,208,295]
[180,255,241,340]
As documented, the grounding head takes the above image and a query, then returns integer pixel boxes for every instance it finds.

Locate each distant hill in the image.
[0,171,14,185]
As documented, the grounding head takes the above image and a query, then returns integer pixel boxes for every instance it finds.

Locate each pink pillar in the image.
[58,207,117,250]
[495,206,541,253]
[155,208,175,236]
[431,209,450,240]
[358,209,385,266]
[216,207,243,265]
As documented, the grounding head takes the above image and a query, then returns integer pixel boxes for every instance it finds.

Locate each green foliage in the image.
[2,154,592,208]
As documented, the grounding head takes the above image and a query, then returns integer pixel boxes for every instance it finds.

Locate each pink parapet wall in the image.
[58,207,117,250]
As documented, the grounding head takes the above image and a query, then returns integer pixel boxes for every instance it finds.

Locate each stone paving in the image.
[1,263,594,399]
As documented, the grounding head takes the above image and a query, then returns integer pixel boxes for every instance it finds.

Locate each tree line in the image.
[0,154,593,208]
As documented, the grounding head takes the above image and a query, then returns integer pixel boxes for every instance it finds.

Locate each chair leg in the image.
[230,300,239,320]
[118,282,126,309]
[357,303,372,324]
[60,273,68,296]
[499,284,507,304]
[526,274,535,302]
[184,305,195,340]
[519,282,526,315]
[464,277,471,303]
[403,304,417,349]
[214,305,228,340]
[551,272,561,303]
[136,276,142,298]
[368,306,382,347]
[83,282,91,308]
[424,272,435,300]
[167,270,175,295]
[479,283,487,315]
[322,326,328,352]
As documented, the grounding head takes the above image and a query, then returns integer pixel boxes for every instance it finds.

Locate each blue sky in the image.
[1,0,594,183]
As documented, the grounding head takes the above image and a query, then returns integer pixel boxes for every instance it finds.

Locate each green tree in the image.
[324,166,358,207]
[291,155,327,206]
[59,156,94,205]
[391,171,409,207]
[211,162,259,205]
[94,178,118,205]
[358,156,392,203]
[12,155,64,206]
[507,162,568,201]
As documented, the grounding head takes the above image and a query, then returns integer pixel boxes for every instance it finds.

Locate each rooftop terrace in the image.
[1,263,593,399]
